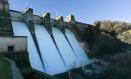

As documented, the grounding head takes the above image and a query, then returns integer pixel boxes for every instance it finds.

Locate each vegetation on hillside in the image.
[85,20,131,79]
[86,20,131,57]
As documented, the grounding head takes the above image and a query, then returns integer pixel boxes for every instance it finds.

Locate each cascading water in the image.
[34,24,66,75]
[52,27,80,69]
[12,21,44,72]
[12,21,90,75]
[65,29,90,66]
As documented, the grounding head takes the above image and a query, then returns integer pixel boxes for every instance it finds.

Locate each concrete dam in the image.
[0,0,91,76]
[11,13,90,75]
[12,8,89,75]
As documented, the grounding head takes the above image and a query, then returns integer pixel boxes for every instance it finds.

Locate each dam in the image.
[0,0,91,76]
[11,18,90,75]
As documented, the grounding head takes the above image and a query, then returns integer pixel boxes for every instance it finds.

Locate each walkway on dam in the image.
[4,58,24,79]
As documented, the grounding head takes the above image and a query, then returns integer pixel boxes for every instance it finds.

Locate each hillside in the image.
[86,20,131,79]
[86,20,131,56]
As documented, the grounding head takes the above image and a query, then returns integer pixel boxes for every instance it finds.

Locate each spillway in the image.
[12,21,90,75]
[12,21,44,72]
[52,27,80,69]
[34,24,66,75]
[65,29,90,66]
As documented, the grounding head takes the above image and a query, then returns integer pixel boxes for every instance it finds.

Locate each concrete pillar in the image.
[66,15,83,44]
[56,16,65,32]
[56,16,63,21]
[42,12,51,32]
[23,8,34,34]
[23,8,45,70]
[66,15,75,23]
[23,8,33,22]
[56,16,64,25]
[66,14,76,29]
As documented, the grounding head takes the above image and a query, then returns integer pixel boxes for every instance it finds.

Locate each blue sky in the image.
[9,0,131,24]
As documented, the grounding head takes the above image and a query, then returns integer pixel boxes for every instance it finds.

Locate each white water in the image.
[12,21,90,75]
[34,24,66,75]
[52,27,80,69]
[65,29,90,66]
[12,21,44,72]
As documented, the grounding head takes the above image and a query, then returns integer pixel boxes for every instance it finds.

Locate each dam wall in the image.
[0,0,92,75]
[10,8,91,75]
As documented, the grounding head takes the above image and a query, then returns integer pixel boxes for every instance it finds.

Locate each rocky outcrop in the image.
[117,30,131,44]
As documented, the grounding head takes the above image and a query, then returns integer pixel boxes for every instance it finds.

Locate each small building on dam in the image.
[0,36,27,52]
[0,0,92,76]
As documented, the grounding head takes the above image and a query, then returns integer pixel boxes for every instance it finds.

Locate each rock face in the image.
[117,30,131,44]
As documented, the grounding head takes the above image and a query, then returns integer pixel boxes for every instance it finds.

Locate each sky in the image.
[9,0,131,24]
